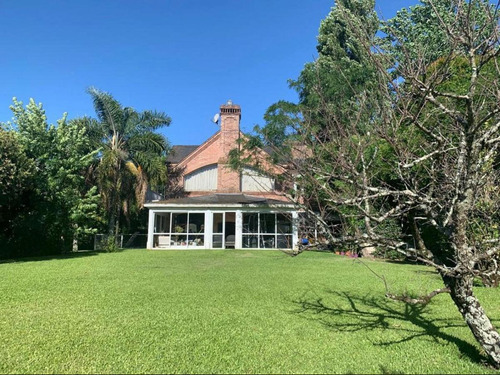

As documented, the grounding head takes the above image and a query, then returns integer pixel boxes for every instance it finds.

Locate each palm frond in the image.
[134,168,148,208]
[136,110,171,132]
[125,160,140,176]
[83,88,172,233]
[133,152,167,186]
[87,87,125,135]
[128,132,169,155]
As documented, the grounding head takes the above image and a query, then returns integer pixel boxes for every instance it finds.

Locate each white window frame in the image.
[212,212,225,249]
[242,212,293,249]
[153,211,206,248]
[184,164,218,192]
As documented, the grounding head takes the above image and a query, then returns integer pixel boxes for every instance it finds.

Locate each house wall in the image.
[176,102,243,194]
[171,101,288,199]
[217,103,241,193]
[178,132,223,176]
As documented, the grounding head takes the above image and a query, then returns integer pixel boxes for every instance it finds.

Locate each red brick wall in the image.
[173,102,288,199]
[217,105,241,192]
[179,132,223,176]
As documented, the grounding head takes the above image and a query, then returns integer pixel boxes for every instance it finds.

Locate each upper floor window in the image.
[241,167,275,192]
[184,164,218,191]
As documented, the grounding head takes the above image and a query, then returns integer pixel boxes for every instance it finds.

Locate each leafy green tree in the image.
[80,87,171,236]
[234,0,385,249]
[0,128,33,203]
[0,128,34,254]
[380,0,497,75]
[49,116,103,249]
[0,98,102,257]
[294,0,379,115]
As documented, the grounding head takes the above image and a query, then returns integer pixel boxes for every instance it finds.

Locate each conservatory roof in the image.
[145,193,294,207]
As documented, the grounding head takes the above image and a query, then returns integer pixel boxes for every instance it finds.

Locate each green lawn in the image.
[1,250,499,374]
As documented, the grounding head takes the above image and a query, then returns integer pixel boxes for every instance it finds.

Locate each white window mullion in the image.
[275,213,278,249]
[235,210,242,249]
[147,210,155,249]
[222,212,226,248]
[257,212,261,249]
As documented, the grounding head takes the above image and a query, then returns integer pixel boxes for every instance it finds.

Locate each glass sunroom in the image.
[145,194,299,250]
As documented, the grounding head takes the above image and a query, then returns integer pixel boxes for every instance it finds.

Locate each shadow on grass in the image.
[290,289,488,366]
[0,250,100,264]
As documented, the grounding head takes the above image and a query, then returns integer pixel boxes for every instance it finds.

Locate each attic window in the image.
[241,167,275,192]
[184,164,218,192]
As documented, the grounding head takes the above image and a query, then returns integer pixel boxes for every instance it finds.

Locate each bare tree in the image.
[238,0,500,367]
[372,1,500,365]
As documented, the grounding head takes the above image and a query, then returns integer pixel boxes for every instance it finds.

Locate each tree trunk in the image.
[72,224,78,252]
[443,274,500,368]
[107,163,121,236]
[107,203,117,235]
[408,210,433,260]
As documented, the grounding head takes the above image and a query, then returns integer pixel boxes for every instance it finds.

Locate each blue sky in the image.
[0,1,418,146]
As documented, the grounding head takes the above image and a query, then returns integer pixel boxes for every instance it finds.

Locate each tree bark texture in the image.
[443,274,500,367]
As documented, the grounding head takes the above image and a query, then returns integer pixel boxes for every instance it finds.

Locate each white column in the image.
[292,211,299,251]
[235,210,243,249]
[147,209,155,249]
[205,211,213,249]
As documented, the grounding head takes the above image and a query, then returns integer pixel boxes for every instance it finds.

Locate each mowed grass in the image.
[1,250,499,374]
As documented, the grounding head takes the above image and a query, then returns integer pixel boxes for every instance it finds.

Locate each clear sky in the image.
[0,0,419,146]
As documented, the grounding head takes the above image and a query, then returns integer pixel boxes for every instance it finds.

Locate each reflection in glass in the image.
[260,213,275,233]
[242,235,259,248]
[243,213,259,233]
[261,235,275,248]
[277,214,292,234]
[189,213,205,234]
[213,213,223,233]
[277,235,292,249]
[172,213,188,233]
[213,234,223,248]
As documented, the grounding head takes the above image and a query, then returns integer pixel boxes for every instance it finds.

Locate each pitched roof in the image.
[167,142,273,165]
[167,145,199,164]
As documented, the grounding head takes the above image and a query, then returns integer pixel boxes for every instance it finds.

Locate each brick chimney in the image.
[217,100,241,192]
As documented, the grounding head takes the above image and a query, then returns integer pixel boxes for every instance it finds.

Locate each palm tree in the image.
[81,87,171,236]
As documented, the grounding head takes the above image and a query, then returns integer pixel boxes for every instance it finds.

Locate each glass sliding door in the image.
[242,213,259,249]
[212,213,224,249]
[211,212,236,249]
[224,212,236,248]
[260,213,276,248]
[188,213,205,247]
[277,213,293,249]
[171,213,188,246]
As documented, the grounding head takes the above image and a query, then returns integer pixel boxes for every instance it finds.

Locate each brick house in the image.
[145,100,299,250]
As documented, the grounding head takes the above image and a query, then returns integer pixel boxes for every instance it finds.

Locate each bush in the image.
[373,247,406,261]
[102,236,121,253]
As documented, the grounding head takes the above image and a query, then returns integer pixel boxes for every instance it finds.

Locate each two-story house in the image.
[145,101,299,250]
